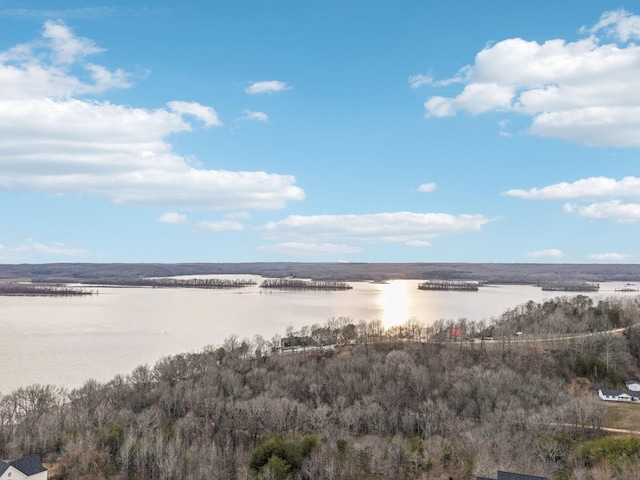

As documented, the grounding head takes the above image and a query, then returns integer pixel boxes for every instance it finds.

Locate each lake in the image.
[0,278,637,393]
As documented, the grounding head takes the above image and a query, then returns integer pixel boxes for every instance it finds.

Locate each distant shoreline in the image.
[0,262,639,285]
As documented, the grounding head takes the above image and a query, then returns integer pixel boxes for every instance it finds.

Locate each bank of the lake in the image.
[0,278,637,392]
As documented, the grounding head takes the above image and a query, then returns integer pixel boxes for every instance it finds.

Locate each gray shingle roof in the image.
[601,389,625,396]
[10,455,47,475]
[601,389,640,398]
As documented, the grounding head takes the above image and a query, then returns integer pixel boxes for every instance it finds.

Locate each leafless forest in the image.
[3,290,640,479]
[1,262,640,284]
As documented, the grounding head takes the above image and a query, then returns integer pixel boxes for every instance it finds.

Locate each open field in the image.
[604,402,640,432]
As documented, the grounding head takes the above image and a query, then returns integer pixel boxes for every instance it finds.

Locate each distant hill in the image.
[1,262,639,284]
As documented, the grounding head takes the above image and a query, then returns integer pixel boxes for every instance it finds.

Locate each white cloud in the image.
[158,212,187,224]
[245,80,291,95]
[0,22,130,99]
[422,10,640,147]
[588,9,640,42]
[526,249,564,259]
[424,96,455,117]
[408,74,434,89]
[242,110,269,122]
[42,19,103,65]
[260,211,492,245]
[410,69,468,89]
[586,252,631,261]
[0,238,90,260]
[506,176,640,224]
[0,23,304,210]
[198,220,244,232]
[168,101,221,127]
[417,182,437,192]
[564,200,640,223]
[259,242,362,256]
[503,176,640,200]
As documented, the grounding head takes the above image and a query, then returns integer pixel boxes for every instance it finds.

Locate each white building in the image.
[626,380,640,391]
[0,456,47,480]
[599,388,640,403]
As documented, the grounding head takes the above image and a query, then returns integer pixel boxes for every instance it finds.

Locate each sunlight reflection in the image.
[379,281,410,328]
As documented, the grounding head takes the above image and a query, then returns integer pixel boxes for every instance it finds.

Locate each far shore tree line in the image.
[0,282,94,296]
[1,277,357,295]
[2,294,640,479]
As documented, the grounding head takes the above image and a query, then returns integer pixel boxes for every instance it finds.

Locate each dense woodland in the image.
[260,279,352,290]
[0,282,93,296]
[2,262,640,284]
[3,295,640,479]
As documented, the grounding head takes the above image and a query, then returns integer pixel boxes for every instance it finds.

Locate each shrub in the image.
[250,436,302,478]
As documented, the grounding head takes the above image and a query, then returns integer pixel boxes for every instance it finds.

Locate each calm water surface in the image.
[0,278,636,392]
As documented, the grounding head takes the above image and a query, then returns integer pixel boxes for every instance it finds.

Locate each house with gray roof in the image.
[599,388,640,403]
[0,456,47,479]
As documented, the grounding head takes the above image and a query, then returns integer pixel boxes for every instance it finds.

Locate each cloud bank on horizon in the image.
[1,5,639,263]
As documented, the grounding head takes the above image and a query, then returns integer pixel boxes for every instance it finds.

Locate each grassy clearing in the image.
[604,402,640,432]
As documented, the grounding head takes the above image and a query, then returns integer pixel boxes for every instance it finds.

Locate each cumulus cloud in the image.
[245,80,291,95]
[526,249,564,259]
[259,242,362,256]
[198,220,244,232]
[158,212,187,224]
[564,200,640,223]
[505,176,640,224]
[168,101,221,127]
[421,9,640,147]
[42,19,103,65]
[588,9,640,42]
[0,22,304,210]
[417,182,437,192]
[0,20,130,98]
[260,211,492,245]
[241,110,269,122]
[503,176,640,200]
[586,252,631,261]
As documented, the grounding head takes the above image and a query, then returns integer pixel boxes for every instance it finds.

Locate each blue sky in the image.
[1,1,640,263]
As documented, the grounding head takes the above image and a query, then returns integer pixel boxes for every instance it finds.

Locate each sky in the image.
[1,1,640,264]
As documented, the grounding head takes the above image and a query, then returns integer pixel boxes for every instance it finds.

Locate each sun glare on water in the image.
[378,280,411,328]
